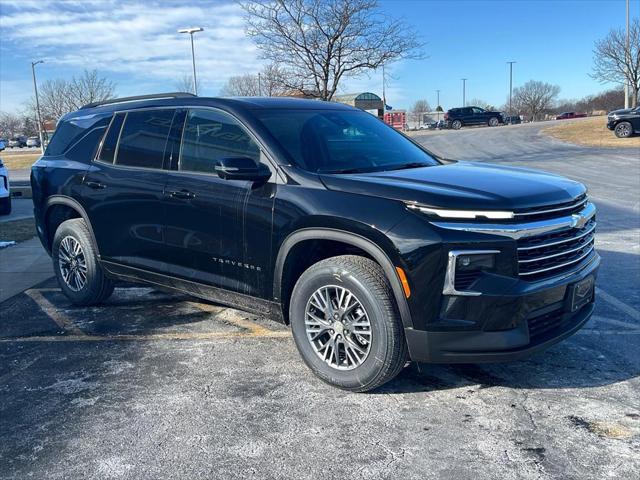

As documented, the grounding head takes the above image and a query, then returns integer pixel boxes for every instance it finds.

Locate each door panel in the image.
[81,109,175,272]
[163,108,275,295]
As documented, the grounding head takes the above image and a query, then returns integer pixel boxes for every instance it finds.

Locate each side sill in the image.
[101,260,285,323]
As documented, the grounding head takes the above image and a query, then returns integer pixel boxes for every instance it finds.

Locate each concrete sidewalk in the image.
[0,237,53,302]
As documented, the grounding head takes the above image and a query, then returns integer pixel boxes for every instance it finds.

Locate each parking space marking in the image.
[592,315,639,329]
[190,302,280,337]
[7,288,290,343]
[24,289,86,336]
[596,288,640,321]
[0,331,290,343]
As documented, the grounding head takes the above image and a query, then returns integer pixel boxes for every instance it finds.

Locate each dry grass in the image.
[1,152,41,170]
[0,218,37,244]
[542,116,640,148]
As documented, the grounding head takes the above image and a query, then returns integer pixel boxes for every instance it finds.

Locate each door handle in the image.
[168,190,196,200]
[86,181,106,190]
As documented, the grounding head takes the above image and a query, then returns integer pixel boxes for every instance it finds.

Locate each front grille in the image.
[528,308,565,340]
[517,216,596,280]
[513,194,588,221]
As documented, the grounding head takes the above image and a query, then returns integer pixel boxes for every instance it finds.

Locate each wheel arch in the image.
[273,228,413,329]
[44,196,100,257]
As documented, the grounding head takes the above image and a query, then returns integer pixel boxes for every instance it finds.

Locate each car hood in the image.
[609,107,635,116]
[318,161,585,211]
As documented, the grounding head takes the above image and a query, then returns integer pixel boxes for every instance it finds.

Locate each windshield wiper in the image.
[318,167,379,174]
[383,162,432,171]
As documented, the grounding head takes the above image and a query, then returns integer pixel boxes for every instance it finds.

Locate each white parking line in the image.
[596,288,640,321]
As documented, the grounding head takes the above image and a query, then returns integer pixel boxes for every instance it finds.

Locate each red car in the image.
[556,112,587,120]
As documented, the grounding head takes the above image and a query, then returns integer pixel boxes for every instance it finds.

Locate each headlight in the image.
[406,202,514,220]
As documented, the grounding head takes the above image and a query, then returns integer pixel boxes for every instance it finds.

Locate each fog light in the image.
[456,253,495,271]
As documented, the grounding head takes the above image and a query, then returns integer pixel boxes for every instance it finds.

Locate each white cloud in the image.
[0,0,263,95]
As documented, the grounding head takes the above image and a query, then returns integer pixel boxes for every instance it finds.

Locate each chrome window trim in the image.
[433,202,596,240]
[443,249,500,296]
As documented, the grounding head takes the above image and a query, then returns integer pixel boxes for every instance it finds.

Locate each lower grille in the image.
[528,308,565,340]
[517,217,596,280]
[454,270,481,290]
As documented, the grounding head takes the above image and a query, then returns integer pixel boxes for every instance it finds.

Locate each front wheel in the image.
[53,218,114,305]
[488,117,499,127]
[290,255,408,392]
[614,121,633,138]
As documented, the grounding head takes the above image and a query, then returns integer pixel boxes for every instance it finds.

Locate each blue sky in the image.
[0,0,637,114]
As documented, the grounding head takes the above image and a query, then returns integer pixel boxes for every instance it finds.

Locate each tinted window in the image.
[180,109,260,174]
[472,107,485,114]
[45,114,110,156]
[256,109,439,173]
[98,113,125,164]
[115,109,174,169]
[67,126,108,162]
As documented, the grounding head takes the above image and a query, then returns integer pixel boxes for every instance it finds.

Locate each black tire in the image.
[614,121,633,138]
[290,255,408,392]
[52,218,114,305]
[451,119,462,130]
[488,117,499,127]
[0,196,11,215]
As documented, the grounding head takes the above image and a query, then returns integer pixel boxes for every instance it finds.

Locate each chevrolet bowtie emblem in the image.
[571,213,588,229]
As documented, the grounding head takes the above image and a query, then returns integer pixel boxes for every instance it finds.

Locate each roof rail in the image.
[81,92,197,109]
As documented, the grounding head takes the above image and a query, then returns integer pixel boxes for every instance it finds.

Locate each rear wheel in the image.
[0,196,11,215]
[53,218,114,305]
[614,121,633,138]
[290,255,408,392]
[451,119,463,130]
[488,117,499,127]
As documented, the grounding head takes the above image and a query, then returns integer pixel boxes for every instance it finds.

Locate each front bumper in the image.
[405,253,599,363]
[606,119,616,130]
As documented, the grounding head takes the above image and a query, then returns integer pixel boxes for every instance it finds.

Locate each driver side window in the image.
[179,109,260,174]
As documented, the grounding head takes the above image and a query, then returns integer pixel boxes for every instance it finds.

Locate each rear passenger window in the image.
[115,109,175,169]
[179,109,260,174]
[98,113,125,164]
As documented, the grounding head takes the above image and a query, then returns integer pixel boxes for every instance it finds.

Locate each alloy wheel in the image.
[58,236,88,292]
[616,123,631,137]
[304,285,372,370]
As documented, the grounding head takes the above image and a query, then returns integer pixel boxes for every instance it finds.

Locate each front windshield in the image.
[255,109,439,173]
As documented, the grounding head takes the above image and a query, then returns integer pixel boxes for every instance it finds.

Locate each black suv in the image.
[32,93,599,392]
[445,106,504,129]
[606,106,640,138]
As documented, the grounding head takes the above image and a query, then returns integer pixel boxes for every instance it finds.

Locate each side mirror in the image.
[215,156,272,182]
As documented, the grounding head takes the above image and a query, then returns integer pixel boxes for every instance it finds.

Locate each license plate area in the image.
[569,275,594,312]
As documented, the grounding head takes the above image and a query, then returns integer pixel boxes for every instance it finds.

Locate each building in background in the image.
[333,92,384,118]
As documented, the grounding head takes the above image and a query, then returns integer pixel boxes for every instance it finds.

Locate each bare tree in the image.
[220,73,261,96]
[512,80,560,121]
[0,112,23,138]
[174,74,201,94]
[240,0,423,100]
[410,99,431,126]
[28,70,116,122]
[592,19,640,107]
[220,64,289,97]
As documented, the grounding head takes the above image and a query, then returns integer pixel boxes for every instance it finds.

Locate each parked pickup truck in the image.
[555,112,587,120]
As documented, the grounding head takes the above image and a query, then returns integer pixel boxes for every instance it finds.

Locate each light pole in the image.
[178,27,204,95]
[461,78,467,107]
[625,0,630,108]
[31,60,45,154]
[258,72,262,96]
[436,89,441,122]
[507,61,516,116]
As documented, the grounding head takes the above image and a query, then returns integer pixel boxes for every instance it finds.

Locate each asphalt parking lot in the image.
[1,121,639,479]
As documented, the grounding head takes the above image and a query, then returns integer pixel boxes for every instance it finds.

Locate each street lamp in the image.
[436,89,441,122]
[178,27,204,96]
[507,61,516,117]
[461,78,467,107]
[31,60,45,154]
